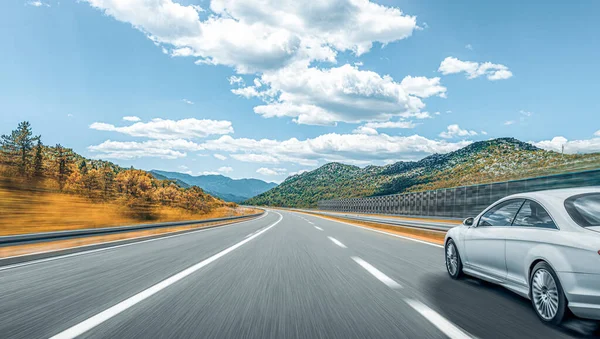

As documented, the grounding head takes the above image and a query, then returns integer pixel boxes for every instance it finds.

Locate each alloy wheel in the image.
[532,268,560,320]
[446,242,458,276]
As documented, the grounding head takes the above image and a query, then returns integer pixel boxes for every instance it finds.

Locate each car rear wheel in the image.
[530,262,567,324]
[445,239,463,279]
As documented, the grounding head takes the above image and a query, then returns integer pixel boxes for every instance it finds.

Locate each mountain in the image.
[245,138,600,208]
[149,172,191,189]
[150,170,277,203]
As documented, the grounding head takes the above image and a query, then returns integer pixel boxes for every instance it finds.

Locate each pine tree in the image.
[54,144,75,190]
[101,163,116,200]
[33,138,44,178]
[0,121,38,176]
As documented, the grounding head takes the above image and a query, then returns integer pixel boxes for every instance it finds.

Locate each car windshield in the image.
[564,193,600,227]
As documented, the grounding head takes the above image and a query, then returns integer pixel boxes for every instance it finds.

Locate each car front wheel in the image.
[445,239,463,279]
[530,262,567,324]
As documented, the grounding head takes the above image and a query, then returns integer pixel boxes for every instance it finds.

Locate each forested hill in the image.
[245,138,600,208]
[150,170,277,203]
[0,121,231,220]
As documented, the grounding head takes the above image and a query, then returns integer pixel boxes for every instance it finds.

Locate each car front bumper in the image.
[559,272,600,320]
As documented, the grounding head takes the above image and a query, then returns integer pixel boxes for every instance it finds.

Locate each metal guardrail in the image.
[293,209,458,232]
[0,211,264,247]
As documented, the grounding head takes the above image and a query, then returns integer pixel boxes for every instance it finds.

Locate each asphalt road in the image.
[0,210,597,338]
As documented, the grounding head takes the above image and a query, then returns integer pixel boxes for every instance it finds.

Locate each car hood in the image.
[587,226,600,233]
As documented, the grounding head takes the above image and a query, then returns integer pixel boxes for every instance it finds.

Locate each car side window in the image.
[512,200,557,229]
[478,199,524,227]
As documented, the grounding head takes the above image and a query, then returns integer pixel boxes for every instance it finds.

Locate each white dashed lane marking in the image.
[405,299,474,339]
[351,256,402,289]
[327,236,347,248]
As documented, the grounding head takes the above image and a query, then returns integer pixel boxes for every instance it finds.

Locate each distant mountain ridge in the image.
[245,138,600,208]
[150,170,277,203]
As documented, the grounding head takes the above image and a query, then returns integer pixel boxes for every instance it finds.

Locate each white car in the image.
[445,187,600,324]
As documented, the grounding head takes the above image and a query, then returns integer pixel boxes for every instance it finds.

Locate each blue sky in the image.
[2,0,599,182]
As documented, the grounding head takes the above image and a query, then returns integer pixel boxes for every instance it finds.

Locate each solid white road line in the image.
[314,226,323,231]
[405,299,474,339]
[351,256,402,289]
[327,236,347,248]
[244,228,263,238]
[0,212,269,272]
[303,213,443,248]
[49,212,283,339]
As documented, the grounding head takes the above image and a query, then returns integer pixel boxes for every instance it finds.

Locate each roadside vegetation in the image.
[0,121,247,235]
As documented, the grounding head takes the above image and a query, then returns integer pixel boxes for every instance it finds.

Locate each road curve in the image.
[0,210,596,338]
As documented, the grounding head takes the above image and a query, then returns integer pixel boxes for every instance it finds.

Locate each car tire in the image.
[529,262,567,325]
[445,239,463,279]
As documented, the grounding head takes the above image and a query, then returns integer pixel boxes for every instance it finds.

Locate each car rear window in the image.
[565,193,600,227]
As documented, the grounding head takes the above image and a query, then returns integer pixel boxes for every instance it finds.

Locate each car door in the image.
[464,199,524,282]
[504,199,559,291]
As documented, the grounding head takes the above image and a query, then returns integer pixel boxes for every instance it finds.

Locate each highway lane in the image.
[0,209,596,338]
[0,212,278,338]
[296,212,595,338]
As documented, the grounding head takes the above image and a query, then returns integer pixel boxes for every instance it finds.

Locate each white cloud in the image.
[88,139,203,159]
[400,76,447,98]
[177,165,192,175]
[231,86,261,99]
[481,130,488,135]
[439,124,478,139]
[228,75,244,85]
[532,136,600,154]
[230,153,280,163]
[504,120,515,126]
[399,111,432,119]
[123,116,141,122]
[84,0,435,127]
[182,99,194,105]
[90,118,233,139]
[520,110,533,117]
[439,57,513,80]
[595,130,600,137]
[256,167,287,176]
[365,121,418,129]
[27,1,50,7]
[90,131,474,163]
[213,154,227,160]
[200,171,220,175]
[235,63,429,125]
[218,166,233,173]
[202,133,472,166]
[353,120,417,134]
[352,126,379,135]
[84,0,417,74]
[487,69,513,80]
[465,44,473,50]
[209,0,417,57]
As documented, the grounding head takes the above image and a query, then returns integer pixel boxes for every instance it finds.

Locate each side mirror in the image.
[463,217,474,227]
